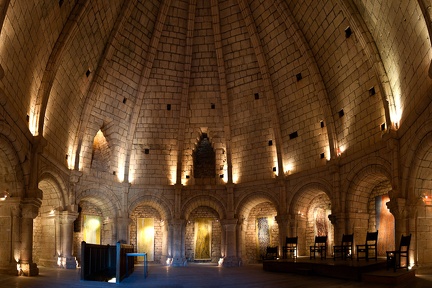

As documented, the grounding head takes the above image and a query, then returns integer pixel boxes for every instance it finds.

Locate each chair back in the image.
[286,236,298,245]
[365,230,378,244]
[341,233,354,245]
[314,235,327,246]
[399,234,411,252]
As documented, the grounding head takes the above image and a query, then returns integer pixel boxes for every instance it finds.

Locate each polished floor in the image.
[1,263,432,288]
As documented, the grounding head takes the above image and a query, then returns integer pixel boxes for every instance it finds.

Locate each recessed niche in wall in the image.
[320,152,325,159]
[345,26,352,38]
[144,148,150,154]
[211,103,215,109]
[338,109,345,118]
[186,175,190,179]
[219,174,224,178]
[381,123,386,131]
[26,114,29,122]
[272,167,277,172]
[254,93,260,100]
[268,140,273,146]
[320,120,325,128]
[289,131,298,139]
[369,87,376,96]
[167,104,171,110]
[296,73,302,81]
[86,69,91,77]
[113,171,116,176]
[123,97,127,104]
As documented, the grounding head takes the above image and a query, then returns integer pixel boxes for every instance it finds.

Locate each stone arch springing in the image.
[345,164,393,256]
[289,182,333,257]
[404,131,432,267]
[236,191,280,264]
[0,135,26,199]
[33,173,66,267]
[128,195,173,264]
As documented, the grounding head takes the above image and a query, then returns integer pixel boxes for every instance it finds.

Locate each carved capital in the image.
[386,197,407,219]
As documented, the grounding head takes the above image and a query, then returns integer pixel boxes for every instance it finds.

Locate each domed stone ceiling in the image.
[0,0,431,187]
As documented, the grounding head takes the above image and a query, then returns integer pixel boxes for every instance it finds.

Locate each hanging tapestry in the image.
[194,218,212,260]
[257,217,270,258]
[137,218,155,261]
[83,215,101,244]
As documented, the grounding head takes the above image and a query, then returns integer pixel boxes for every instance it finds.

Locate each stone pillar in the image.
[20,198,41,276]
[116,216,130,243]
[171,219,186,266]
[221,218,240,267]
[276,214,289,257]
[59,211,79,269]
[160,220,169,264]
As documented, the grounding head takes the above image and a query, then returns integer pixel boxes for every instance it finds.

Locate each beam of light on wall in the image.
[169,166,176,185]
[284,162,293,175]
[117,150,125,182]
[389,89,402,130]
[28,110,38,136]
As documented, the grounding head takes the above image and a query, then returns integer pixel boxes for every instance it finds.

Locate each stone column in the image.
[160,220,169,264]
[116,216,130,243]
[276,214,289,257]
[221,218,239,267]
[20,198,41,276]
[59,211,79,269]
[171,219,186,266]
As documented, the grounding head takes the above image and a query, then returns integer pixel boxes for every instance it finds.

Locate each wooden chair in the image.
[386,234,411,271]
[357,230,378,261]
[310,235,327,259]
[333,233,353,260]
[264,246,278,260]
[283,236,298,259]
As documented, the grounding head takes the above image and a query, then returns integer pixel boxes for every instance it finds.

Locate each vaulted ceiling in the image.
[0,0,431,185]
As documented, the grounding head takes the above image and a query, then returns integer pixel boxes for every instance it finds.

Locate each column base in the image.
[60,256,77,269]
[222,256,242,267]
[19,262,39,276]
[171,257,187,266]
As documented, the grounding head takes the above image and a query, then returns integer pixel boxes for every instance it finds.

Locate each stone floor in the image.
[1,263,432,288]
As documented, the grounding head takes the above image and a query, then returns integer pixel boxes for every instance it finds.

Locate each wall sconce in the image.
[0,190,10,201]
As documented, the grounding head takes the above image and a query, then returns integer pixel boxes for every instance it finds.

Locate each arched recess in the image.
[345,164,393,256]
[73,187,120,264]
[289,182,332,257]
[33,172,67,267]
[405,131,432,268]
[0,135,26,269]
[236,191,280,264]
[128,196,173,264]
[181,196,226,264]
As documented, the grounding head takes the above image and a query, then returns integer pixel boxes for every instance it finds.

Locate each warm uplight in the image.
[284,163,293,175]
[0,190,9,201]
[28,111,38,136]
[218,257,224,266]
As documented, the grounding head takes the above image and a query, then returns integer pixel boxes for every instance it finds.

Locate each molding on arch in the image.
[344,163,392,214]
[76,184,121,218]
[404,131,432,203]
[289,180,333,215]
[38,171,68,210]
[235,189,280,219]
[128,195,173,221]
[181,195,226,220]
